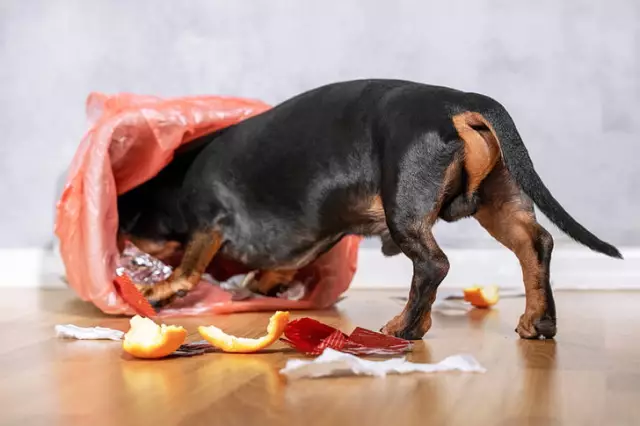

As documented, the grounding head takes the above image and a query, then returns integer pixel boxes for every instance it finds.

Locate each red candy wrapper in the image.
[281,318,413,356]
[113,273,157,318]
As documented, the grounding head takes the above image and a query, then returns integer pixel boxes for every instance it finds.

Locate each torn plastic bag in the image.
[55,92,361,316]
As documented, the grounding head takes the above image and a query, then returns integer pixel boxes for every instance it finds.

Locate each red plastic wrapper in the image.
[55,92,361,316]
[281,318,413,356]
[113,273,156,318]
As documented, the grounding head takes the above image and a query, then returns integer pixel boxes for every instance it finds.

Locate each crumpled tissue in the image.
[280,348,486,380]
[55,324,124,341]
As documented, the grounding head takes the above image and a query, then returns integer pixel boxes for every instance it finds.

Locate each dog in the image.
[117,79,622,340]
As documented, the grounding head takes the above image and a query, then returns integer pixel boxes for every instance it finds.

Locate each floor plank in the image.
[0,289,639,426]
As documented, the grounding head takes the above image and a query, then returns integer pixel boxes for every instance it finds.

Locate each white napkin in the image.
[280,348,486,380]
[55,324,124,341]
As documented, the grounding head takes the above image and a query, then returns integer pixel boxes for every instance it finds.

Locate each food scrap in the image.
[122,315,187,359]
[198,311,290,353]
[60,312,416,361]
[463,285,500,308]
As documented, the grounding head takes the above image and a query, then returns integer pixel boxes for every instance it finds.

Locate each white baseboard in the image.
[351,247,640,290]
[0,247,638,290]
[0,248,68,289]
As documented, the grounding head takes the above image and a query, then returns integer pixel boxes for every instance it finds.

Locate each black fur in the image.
[117,79,621,337]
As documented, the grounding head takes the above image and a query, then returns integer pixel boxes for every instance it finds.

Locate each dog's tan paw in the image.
[516,313,557,339]
[380,313,431,341]
[135,278,191,310]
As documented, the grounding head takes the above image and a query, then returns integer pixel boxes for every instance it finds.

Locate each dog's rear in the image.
[464,95,621,258]
[417,92,622,339]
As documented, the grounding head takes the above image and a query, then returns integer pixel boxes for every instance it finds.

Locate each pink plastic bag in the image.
[55,92,361,316]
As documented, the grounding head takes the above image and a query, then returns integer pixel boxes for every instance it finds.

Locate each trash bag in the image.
[55,92,361,316]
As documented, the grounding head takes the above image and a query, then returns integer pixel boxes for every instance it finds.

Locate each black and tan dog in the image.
[117,79,621,340]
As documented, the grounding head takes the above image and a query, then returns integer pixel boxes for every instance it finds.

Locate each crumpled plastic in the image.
[281,318,413,356]
[55,92,361,316]
[279,348,487,380]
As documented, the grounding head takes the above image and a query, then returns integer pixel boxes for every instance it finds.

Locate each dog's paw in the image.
[516,313,557,339]
[135,279,191,310]
[380,314,430,341]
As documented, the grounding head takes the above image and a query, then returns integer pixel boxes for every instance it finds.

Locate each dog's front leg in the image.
[247,269,298,295]
[379,228,449,340]
[136,229,223,309]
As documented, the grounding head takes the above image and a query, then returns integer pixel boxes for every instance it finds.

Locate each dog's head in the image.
[116,181,187,263]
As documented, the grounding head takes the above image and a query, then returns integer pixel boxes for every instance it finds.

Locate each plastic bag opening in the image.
[55,92,360,316]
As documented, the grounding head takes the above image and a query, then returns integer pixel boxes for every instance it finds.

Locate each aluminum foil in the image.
[115,242,306,301]
[115,242,172,285]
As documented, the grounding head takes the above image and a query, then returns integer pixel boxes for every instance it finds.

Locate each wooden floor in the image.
[1,289,639,426]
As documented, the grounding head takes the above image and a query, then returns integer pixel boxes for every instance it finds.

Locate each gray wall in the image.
[1,0,638,250]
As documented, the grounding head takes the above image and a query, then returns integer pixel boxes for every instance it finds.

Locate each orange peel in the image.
[198,311,290,353]
[463,285,499,309]
[122,315,187,359]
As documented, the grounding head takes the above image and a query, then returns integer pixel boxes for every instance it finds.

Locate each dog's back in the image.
[174,80,467,267]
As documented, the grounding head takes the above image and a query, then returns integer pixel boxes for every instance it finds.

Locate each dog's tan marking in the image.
[118,234,183,262]
[249,269,298,295]
[135,230,223,305]
[367,195,385,220]
[452,112,501,195]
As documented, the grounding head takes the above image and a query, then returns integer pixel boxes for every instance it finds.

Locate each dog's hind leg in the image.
[136,229,223,309]
[379,134,461,340]
[474,164,556,339]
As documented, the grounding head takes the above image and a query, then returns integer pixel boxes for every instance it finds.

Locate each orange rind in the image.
[122,315,187,359]
[198,311,290,353]
[463,285,499,309]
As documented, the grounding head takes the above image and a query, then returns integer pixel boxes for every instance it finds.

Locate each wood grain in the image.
[0,289,639,426]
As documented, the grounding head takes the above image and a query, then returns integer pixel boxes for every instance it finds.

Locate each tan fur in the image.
[134,230,223,304]
[367,195,385,220]
[250,269,298,294]
[452,112,501,195]
[119,234,182,262]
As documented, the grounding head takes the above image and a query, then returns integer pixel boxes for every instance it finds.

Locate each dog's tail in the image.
[470,94,622,259]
